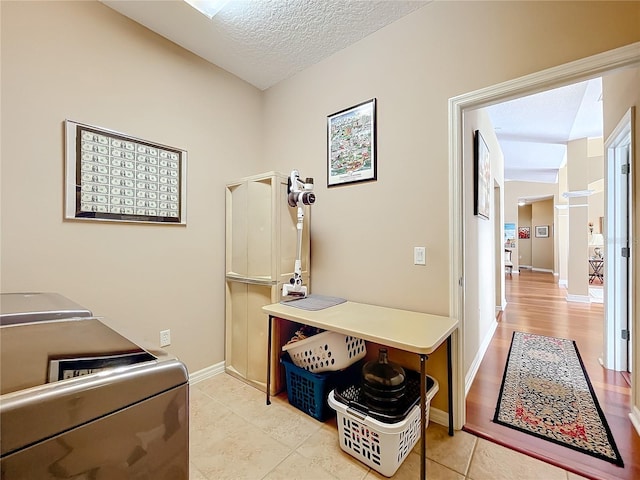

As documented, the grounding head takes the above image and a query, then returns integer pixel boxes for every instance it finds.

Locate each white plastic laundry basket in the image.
[281,331,366,373]
[327,376,439,477]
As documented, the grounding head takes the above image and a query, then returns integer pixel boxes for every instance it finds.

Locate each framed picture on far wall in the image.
[504,223,516,247]
[535,225,549,238]
[474,130,490,219]
[518,226,530,239]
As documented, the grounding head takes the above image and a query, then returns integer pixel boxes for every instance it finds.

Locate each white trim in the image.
[562,189,595,198]
[566,294,591,304]
[465,320,498,396]
[559,279,568,287]
[189,361,225,384]
[429,406,450,429]
[449,43,640,113]
[449,80,465,433]
[589,287,604,304]
[604,107,634,372]
[531,268,554,273]
[630,406,640,437]
[449,42,640,430]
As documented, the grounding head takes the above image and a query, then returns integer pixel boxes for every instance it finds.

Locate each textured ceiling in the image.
[102,1,602,186]
[487,78,603,184]
[102,0,429,90]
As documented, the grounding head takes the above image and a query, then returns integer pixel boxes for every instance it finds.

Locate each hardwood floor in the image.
[464,270,640,480]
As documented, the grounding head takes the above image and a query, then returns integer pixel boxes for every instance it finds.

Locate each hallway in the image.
[464,270,639,480]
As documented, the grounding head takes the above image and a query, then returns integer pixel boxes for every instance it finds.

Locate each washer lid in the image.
[0,292,93,325]
[0,317,188,457]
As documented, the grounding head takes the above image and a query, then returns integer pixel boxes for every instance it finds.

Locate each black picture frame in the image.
[474,129,490,219]
[64,120,188,225]
[327,98,377,187]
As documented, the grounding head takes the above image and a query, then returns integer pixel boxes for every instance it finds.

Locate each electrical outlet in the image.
[160,329,171,347]
[414,246,426,265]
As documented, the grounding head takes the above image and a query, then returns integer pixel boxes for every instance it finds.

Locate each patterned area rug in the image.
[494,331,624,467]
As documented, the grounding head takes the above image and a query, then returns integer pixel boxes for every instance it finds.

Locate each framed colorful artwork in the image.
[327,99,377,187]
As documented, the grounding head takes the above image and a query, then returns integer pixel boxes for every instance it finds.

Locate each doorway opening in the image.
[449,43,639,478]
[449,42,639,430]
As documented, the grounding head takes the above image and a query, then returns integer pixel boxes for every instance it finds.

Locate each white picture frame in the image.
[535,225,549,238]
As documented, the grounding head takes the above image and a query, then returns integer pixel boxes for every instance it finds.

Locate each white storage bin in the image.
[327,376,439,477]
[281,330,366,373]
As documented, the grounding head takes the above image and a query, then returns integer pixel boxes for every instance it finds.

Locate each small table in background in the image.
[589,258,604,284]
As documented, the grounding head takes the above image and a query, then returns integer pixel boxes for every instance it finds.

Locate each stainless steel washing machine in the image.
[0,293,189,479]
[0,292,94,325]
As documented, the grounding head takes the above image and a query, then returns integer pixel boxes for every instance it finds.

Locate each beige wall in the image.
[462,108,503,376]
[587,139,605,235]
[0,1,263,372]
[504,181,558,271]
[1,1,639,401]
[588,138,605,184]
[261,0,640,402]
[588,189,605,236]
[602,65,640,433]
[263,0,639,315]
[531,199,555,271]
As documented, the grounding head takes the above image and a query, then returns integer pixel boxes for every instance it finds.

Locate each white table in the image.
[262,300,458,480]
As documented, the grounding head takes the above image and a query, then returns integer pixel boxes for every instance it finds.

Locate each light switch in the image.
[414,247,426,265]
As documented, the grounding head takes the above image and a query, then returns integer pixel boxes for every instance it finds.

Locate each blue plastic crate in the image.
[281,353,361,421]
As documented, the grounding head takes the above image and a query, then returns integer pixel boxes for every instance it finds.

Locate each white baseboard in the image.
[429,406,449,428]
[189,361,225,385]
[566,294,591,303]
[558,279,568,287]
[192,362,456,430]
[464,319,498,396]
[630,406,640,437]
[532,267,554,273]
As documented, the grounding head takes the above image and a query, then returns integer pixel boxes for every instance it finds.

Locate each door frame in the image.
[604,107,635,372]
[448,42,640,429]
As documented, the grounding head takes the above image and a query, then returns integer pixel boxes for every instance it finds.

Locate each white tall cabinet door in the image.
[225,172,310,394]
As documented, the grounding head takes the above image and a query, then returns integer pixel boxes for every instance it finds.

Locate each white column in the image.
[566,139,590,303]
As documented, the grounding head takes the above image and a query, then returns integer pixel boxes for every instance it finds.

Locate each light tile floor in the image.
[189,373,587,480]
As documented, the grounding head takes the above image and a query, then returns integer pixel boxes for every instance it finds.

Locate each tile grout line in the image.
[259,449,298,480]
[464,435,480,479]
